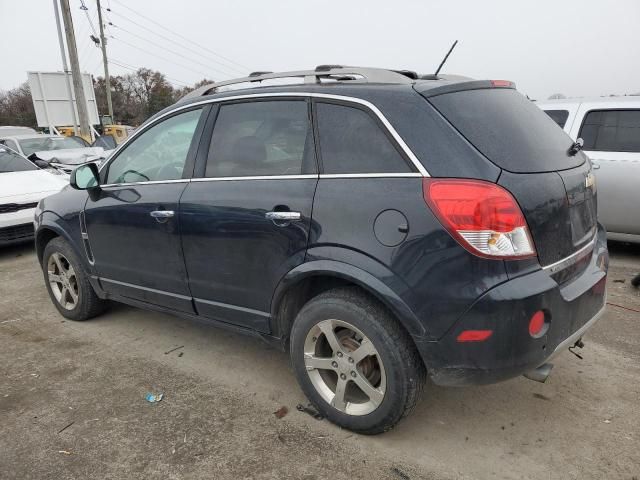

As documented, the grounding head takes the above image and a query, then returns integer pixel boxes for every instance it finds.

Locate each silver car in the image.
[537,96,640,243]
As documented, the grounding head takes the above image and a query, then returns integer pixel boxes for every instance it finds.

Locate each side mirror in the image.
[70,162,100,190]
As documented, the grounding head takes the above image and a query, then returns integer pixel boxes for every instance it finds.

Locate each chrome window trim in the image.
[98,92,430,182]
[319,173,422,179]
[100,178,191,188]
[541,236,597,273]
[191,174,317,182]
[99,173,424,188]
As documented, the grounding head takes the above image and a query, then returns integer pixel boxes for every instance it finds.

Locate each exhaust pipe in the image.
[523,363,554,383]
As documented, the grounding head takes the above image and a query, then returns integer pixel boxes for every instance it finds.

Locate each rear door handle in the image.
[150,210,175,222]
[265,211,301,225]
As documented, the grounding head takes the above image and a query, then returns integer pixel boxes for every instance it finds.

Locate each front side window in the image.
[544,109,569,128]
[315,102,412,174]
[205,100,313,177]
[579,109,640,152]
[106,108,202,184]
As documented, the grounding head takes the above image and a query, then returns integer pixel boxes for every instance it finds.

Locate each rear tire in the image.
[42,237,106,321]
[290,287,426,434]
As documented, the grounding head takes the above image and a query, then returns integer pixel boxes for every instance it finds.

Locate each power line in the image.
[110,0,249,73]
[108,34,213,79]
[76,1,100,67]
[108,22,237,79]
[111,58,190,86]
[78,0,98,37]
[109,58,190,87]
[109,57,190,86]
[106,10,241,78]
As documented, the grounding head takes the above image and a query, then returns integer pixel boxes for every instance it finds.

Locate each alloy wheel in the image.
[47,252,79,311]
[303,319,386,415]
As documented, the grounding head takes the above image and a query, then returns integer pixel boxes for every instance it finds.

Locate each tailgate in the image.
[499,161,597,267]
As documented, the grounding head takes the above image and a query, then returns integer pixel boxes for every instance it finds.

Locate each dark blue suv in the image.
[34,67,608,434]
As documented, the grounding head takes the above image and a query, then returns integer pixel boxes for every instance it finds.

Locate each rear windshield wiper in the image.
[568,138,584,156]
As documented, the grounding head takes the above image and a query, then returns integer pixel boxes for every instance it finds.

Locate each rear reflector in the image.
[457,330,493,342]
[528,310,546,337]
[423,178,536,259]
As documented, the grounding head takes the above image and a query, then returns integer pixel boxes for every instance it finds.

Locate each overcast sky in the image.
[1,0,638,100]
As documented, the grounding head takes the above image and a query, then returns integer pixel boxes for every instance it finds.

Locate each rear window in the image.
[579,109,640,153]
[428,89,580,173]
[544,109,569,128]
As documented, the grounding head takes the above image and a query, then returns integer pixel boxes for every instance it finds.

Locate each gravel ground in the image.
[0,242,638,480]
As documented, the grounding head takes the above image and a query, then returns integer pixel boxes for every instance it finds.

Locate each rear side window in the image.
[315,102,412,174]
[429,89,579,173]
[206,100,314,177]
[544,109,569,128]
[579,109,640,152]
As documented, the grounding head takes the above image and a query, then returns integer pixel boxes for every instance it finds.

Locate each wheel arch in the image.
[35,213,85,269]
[35,227,60,265]
[270,259,426,342]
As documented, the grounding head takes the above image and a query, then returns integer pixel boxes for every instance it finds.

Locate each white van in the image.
[537,96,640,243]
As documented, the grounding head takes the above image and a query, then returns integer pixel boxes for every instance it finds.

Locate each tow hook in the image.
[568,338,585,359]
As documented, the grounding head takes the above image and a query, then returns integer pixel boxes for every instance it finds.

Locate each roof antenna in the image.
[434,40,458,77]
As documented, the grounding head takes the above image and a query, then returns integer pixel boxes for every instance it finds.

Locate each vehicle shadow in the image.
[607,239,640,257]
[0,242,35,261]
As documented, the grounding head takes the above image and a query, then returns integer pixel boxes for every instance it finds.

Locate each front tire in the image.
[290,287,426,434]
[42,237,106,321]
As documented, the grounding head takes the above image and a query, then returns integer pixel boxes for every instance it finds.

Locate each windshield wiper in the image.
[568,138,584,156]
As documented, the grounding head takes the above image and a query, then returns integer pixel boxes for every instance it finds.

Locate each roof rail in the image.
[180,66,416,100]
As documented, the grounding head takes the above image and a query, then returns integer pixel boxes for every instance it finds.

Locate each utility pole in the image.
[96,0,113,121]
[59,0,91,140]
[53,0,79,135]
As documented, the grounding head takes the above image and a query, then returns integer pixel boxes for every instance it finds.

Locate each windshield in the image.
[18,136,88,156]
[0,148,38,173]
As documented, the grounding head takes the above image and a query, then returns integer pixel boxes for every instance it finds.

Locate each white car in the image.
[0,134,109,174]
[0,147,68,246]
[537,96,640,243]
[0,134,89,156]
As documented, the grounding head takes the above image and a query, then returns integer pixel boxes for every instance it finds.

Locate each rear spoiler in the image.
[416,79,515,99]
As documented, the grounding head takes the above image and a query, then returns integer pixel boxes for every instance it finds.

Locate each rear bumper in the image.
[415,225,609,386]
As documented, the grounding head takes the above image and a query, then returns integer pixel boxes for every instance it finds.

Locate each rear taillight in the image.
[423,178,536,259]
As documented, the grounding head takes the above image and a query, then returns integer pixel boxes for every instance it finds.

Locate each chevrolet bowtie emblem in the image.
[585,172,596,189]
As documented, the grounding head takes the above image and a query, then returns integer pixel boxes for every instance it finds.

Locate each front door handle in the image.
[265,211,301,226]
[150,210,175,223]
